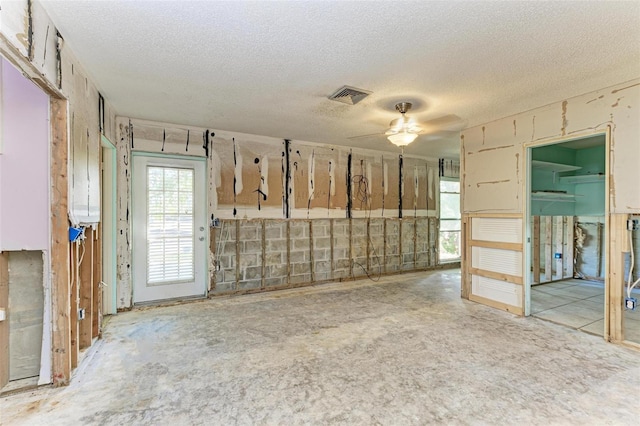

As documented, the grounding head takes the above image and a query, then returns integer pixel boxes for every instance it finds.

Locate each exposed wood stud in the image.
[235,220,240,291]
[0,253,9,389]
[210,226,217,293]
[286,221,291,284]
[398,219,403,271]
[608,214,627,342]
[532,216,541,284]
[596,222,603,278]
[366,219,371,272]
[383,219,387,274]
[413,218,417,268]
[70,242,78,369]
[564,216,574,278]
[544,216,553,282]
[50,98,71,386]
[554,216,563,281]
[261,221,266,290]
[348,219,353,277]
[79,228,94,350]
[461,215,472,299]
[330,219,334,281]
[92,225,102,338]
[309,220,315,283]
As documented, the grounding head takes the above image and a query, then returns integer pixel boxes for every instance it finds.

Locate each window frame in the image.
[438,177,461,262]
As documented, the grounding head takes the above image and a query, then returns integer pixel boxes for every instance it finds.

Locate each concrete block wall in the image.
[290,221,311,285]
[368,219,385,277]
[212,217,439,295]
[212,220,237,293]
[238,220,263,291]
[415,218,430,269]
[312,220,332,282]
[332,219,351,280]
[351,220,368,278]
[401,219,416,271]
[385,220,401,273]
[264,221,288,288]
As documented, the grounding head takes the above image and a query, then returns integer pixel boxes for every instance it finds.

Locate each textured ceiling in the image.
[41,1,640,159]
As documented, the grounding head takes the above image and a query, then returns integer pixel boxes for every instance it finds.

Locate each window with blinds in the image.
[147,166,194,284]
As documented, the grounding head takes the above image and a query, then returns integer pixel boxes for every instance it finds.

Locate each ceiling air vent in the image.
[328,85,372,105]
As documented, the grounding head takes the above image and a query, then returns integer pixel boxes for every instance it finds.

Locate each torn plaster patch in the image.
[612,82,640,94]
[327,160,335,197]
[210,151,222,211]
[561,100,568,136]
[261,156,269,199]
[476,144,514,154]
[307,152,315,201]
[586,95,604,104]
[476,179,510,187]
[234,150,243,195]
[414,166,419,202]
[428,167,434,201]
[383,162,389,196]
[531,116,536,141]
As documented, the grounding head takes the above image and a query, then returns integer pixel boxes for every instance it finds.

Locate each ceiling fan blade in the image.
[348,132,385,140]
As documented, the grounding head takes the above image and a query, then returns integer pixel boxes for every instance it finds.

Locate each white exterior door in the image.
[132,155,207,303]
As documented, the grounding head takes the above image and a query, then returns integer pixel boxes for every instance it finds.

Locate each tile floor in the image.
[531,279,640,342]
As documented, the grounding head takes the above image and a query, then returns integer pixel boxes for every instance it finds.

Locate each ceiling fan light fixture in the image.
[387,131,419,147]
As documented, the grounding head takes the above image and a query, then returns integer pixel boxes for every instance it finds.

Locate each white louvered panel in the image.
[147,166,195,285]
[471,217,522,243]
[472,275,522,307]
[471,246,522,276]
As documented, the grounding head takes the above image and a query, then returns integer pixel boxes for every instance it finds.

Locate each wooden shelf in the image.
[532,160,581,173]
[559,174,605,184]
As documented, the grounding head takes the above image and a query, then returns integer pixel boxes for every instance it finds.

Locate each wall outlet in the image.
[627,219,639,231]
[78,308,86,320]
[554,253,562,259]
[625,298,637,311]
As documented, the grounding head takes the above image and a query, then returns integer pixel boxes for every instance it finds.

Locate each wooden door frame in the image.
[1,37,71,386]
[523,128,610,338]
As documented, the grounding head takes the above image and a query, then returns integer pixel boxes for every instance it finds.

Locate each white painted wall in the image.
[0,58,50,251]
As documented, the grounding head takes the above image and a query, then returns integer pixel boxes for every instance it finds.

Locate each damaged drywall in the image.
[114,117,443,308]
[463,79,640,214]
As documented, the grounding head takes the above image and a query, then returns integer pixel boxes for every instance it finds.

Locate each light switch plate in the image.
[0,308,6,321]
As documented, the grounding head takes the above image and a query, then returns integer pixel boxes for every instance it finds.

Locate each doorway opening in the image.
[0,57,51,392]
[101,136,117,314]
[526,134,610,336]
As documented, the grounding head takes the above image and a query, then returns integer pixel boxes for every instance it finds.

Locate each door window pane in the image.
[146,166,194,284]
[439,179,461,262]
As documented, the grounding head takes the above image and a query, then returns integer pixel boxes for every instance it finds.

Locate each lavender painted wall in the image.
[0,58,50,250]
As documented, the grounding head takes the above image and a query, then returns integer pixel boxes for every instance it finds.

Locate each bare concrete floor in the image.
[2,269,640,425]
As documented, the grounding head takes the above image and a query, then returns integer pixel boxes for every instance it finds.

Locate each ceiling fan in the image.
[385,102,421,147]
[348,101,465,149]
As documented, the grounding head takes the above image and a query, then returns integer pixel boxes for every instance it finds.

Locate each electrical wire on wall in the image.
[626,222,640,304]
[215,220,230,276]
[350,160,382,282]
